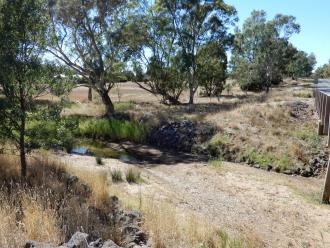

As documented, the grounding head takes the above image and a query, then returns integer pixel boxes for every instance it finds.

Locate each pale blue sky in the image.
[226,0,330,67]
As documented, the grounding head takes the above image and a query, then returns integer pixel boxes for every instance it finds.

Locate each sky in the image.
[226,0,330,67]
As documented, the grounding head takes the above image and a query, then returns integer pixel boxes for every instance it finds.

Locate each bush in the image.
[111,169,123,183]
[125,168,141,184]
[27,117,78,152]
[79,118,147,143]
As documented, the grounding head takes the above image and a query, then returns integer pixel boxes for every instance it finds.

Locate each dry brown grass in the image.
[66,166,112,207]
[0,186,63,247]
[142,200,234,248]
[0,155,124,246]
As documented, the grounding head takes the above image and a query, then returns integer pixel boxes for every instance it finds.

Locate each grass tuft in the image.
[125,168,142,184]
[111,169,123,183]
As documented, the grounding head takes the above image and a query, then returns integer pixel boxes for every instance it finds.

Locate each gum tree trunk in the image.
[99,90,115,117]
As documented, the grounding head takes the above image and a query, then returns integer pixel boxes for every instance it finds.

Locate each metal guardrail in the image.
[314,79,330,202]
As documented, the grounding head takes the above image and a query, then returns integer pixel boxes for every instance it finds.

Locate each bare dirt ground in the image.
[54,151,330,248]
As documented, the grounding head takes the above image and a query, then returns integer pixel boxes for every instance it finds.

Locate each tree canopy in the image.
[231,10,301,92]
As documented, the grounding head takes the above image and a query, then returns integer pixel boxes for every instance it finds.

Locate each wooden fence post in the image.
[322,160,330,203]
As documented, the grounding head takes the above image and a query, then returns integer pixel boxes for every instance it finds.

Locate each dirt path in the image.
[57,152,330,247]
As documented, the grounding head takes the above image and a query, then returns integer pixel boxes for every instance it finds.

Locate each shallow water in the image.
[119,154,140,164]
[71,145,140,163]
[71,146,89,155]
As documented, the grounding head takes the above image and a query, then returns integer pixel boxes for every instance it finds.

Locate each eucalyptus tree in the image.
[157,0,237,104]
[315,62,330,79]
[231,10,300,92]
[47,0,138,116]
[131,1,187,105]
[286,51,316,79]
[0,0,56,177]
[196,40,227,98]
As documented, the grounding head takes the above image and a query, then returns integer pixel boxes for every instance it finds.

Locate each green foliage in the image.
[314,63,330,79]
[196,41,228,98]
[47,0,140,116]
[242,149,294,171]
[27,116,78,152]
[232,10,300,91]
[0,0,55,176]
[79,118,148,143]
[111,169,123,183]
[125,168,142,184]
[286,51,316,79]
[133,0,237,104]
[294,127,320,151]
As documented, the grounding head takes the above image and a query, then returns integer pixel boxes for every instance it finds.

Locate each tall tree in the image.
[47,0,137,116]
[0,0,55,177]
[158,0,237,104]
[231,10,300,92]
[131,1,187,105]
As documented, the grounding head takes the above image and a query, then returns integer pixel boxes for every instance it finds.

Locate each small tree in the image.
[0,0,55,177]
[47,0,136,116]
[196,41,227,98]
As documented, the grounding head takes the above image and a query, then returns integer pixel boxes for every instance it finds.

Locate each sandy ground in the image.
[55,151,330,248]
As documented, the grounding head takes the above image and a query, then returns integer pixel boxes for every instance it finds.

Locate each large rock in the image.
[26,233,123,248]
[59,232,89,248]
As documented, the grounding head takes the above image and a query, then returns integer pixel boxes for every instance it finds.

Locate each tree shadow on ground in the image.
[114,142,208,167]
[163,93,268,118]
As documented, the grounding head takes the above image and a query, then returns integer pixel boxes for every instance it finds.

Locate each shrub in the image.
[125,168,141,184]
[27,117,78,152]
[79,118,147,143]
[111,169,123,183]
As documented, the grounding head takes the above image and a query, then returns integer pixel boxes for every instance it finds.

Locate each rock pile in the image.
[149,120,216,152]
[288,101,311,119]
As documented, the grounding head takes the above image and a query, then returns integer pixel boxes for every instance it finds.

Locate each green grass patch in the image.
[114,101,135,111]
[294,127,320,143]
[242,149,294,171]
[79,118,148,143]
[293,91,313,98]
